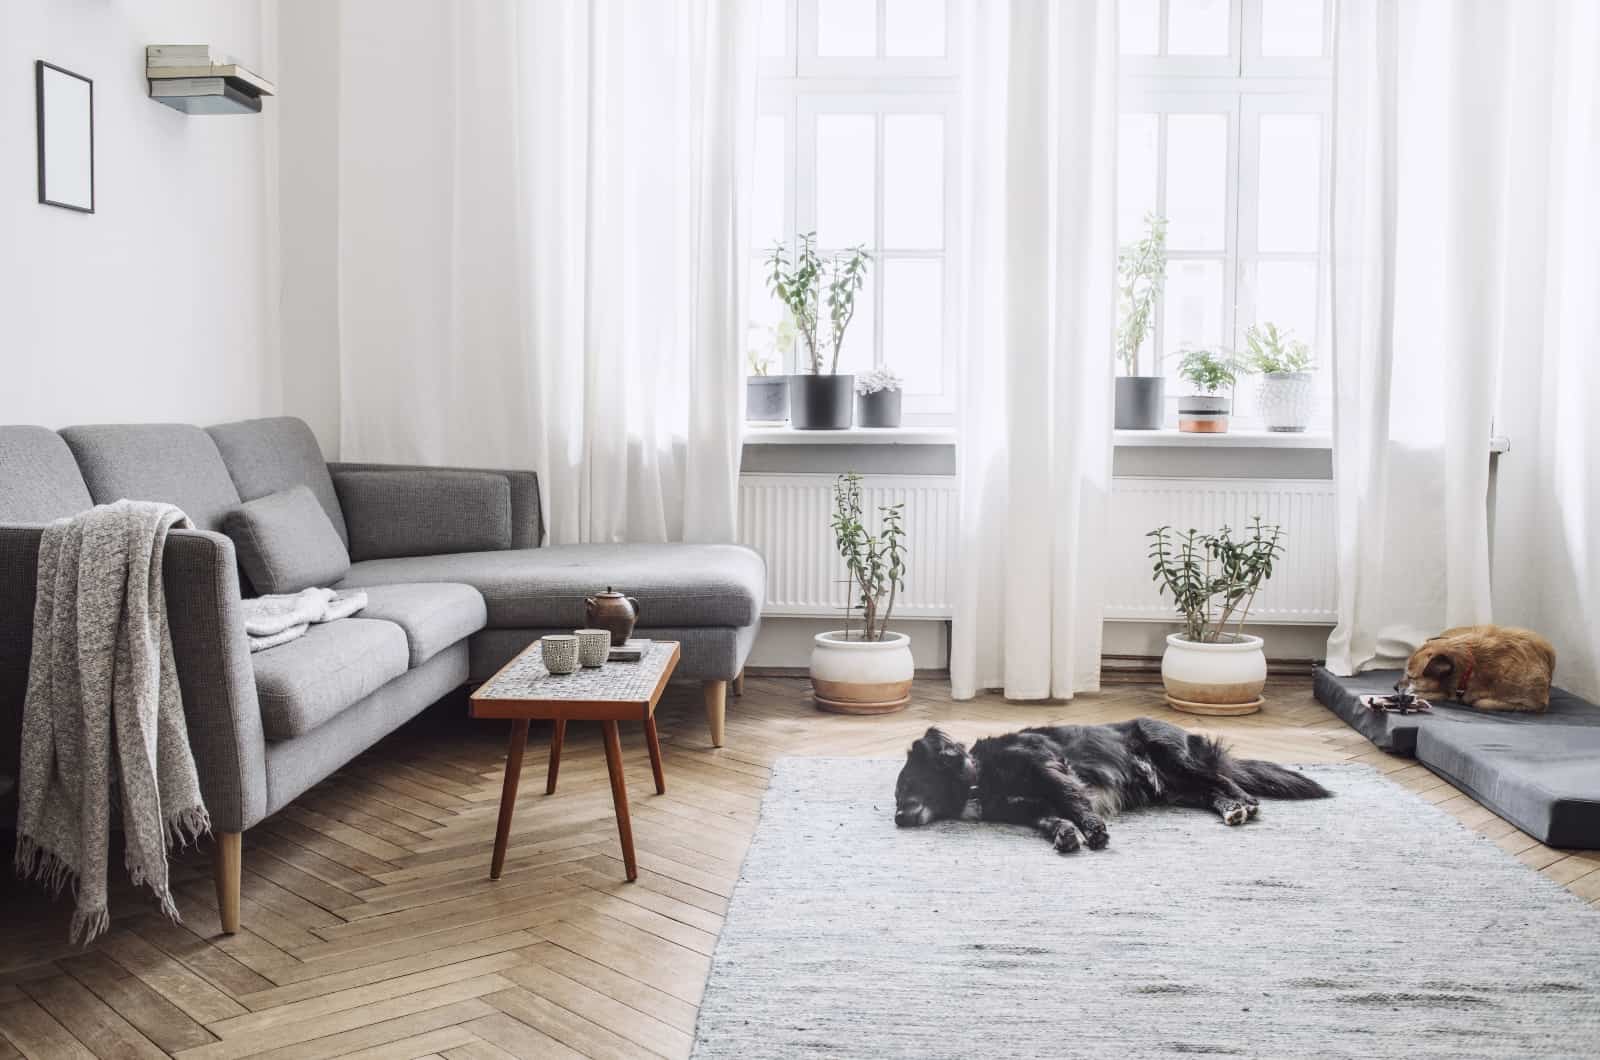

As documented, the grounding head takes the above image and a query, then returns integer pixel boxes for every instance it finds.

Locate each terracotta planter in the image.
[810,630,912,714]
[1177,393,1231,433]
[1160,633,1266,715]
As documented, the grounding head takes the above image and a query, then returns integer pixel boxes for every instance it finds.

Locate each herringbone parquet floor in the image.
[3,675,1598,1058]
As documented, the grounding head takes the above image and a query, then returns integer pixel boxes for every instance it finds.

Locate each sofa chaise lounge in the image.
[0,416,764,932]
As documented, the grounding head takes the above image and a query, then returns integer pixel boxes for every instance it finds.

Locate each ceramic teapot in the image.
[585,587,640,646]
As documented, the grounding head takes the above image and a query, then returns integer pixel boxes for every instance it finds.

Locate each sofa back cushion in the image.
[60,423,241,532]
[208,417,349,547]
[336,469,512,561]
[0,426,93,524]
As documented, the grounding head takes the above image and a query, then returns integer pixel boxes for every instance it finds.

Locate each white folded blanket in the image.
[241,588,368,652]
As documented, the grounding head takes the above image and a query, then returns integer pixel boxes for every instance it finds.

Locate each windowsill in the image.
[1114,428,1332,449]
[743,425,956,446]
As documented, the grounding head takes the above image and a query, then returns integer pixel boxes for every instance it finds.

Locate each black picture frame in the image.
[35,59,95,214]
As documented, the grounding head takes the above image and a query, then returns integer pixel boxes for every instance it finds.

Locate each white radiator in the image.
[1105,477,1337,624]
[737,474,958,618]
[738,473,1336,625]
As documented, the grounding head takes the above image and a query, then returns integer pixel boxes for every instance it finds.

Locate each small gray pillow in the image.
[222,484,351,595]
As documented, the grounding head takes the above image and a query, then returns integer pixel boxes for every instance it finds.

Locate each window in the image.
[1118,0,1333,429]
[753,0,960,423]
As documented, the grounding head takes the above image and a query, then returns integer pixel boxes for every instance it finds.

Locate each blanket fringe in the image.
[14,834,79,898]
[165,805,213,849]
[69,905,111,946]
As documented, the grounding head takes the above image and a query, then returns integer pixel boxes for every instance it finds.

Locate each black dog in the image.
[894,717,1331,852]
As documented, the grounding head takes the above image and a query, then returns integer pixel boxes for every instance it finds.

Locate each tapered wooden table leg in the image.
[546,718,566,795]
[491,719,530,880]
[644,715,666,795]
[601,720,637,881]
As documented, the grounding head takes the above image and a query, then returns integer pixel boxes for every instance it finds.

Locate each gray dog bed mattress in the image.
[1314,666,1600,847]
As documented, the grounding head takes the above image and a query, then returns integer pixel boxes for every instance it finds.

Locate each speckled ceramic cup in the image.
[575,629,612,668]
[540,634,579,675]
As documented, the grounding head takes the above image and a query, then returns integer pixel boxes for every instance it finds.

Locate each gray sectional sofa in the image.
[1,416,764,932]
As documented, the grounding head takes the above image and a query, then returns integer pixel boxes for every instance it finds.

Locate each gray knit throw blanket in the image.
[16,500,211,944]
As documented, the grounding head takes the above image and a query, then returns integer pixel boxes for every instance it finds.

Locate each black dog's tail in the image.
[1231,759,1332,799]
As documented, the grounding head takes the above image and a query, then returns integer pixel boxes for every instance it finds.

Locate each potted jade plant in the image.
[1244,322,1316,433]
[1114,213,1168,430]
[1147,518,1285,716]
[766,232,871,430]
[1176,347,1243,433]
[855,368,903,428]
[745,316,794,425]
[811,473,912,714]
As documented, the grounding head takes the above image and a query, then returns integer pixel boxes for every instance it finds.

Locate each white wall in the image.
[0,0,279,429]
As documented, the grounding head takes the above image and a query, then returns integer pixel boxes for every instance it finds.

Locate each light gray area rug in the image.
[694,759,1600,1059]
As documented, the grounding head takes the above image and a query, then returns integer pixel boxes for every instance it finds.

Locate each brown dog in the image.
[1400,625,1556,712]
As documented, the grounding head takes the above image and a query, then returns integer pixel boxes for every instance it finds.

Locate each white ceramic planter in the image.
[810,630,913,714]
[1257,371,1315,432]
[1160,633,1266,716]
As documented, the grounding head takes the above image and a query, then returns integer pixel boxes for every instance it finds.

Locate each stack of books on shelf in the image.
[146,45,275,114]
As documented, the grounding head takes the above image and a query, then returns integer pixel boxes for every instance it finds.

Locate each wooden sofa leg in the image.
[703,680,727,748]
[214,832,241,935]
[732,670,745,697]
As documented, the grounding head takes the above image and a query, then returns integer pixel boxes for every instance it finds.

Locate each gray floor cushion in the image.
[1418,723,1600,848]
[358,582,487,667]
[1315,666,1600,848]
[253,618,408,740]
[338,543,765,629]
[1313,666,1600,754]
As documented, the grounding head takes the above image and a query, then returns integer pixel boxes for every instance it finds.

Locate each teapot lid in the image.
[593,586,624,597]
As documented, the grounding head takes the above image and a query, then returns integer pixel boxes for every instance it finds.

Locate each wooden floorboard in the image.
[4,676,1595,1058]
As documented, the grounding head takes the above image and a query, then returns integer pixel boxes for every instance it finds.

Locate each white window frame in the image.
[756,0,962,425]
[1119,0,1333,430]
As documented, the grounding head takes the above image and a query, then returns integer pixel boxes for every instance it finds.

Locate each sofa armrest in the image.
[2,525,267,833]
[330,462,543,551]
[0,525,45,797]
[162,529,268,833]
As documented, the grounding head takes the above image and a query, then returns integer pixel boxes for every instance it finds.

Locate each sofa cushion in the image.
[358,583,487,667]
[253,618,409,740]
[1417,723,1600,848]
[208,417,349,546]
[339,543,765,629]
[222,486,351,595]
[0,427,93,524]
[60,423,241,532]
[335,469,512,561]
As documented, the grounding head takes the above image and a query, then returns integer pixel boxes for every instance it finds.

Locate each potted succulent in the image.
[1114,213,1168,430]
[1147,518,1285,716]
[1175,347,1243,433]
[1243,322,1316,432]
[855,368,903,428]
[766,232,871,430]
[811,473,912,714]
[745,317,793,425]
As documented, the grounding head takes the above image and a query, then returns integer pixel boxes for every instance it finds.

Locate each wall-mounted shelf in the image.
[147,45,274,115]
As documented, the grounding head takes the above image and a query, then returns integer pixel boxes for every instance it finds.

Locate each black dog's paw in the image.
[1051,820,1082,854]
[1218,800,1250,826]
[1079,815,1110,850]
[1244,799,1261,819]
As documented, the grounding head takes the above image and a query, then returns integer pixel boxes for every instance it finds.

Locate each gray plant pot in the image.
[856,389,902,428]
[789,374,855,430]
[1177,393,1232,434]
[1114,376,1165,430]
[746,376,789,424]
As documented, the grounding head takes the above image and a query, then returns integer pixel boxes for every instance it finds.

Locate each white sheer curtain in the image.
[949,0,1118,701]
[335,0,755,544]
[1486,1,1600,700]
[1325,0,1510,673]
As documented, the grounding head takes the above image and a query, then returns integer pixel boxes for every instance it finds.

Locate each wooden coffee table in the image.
[471,640,680,882]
